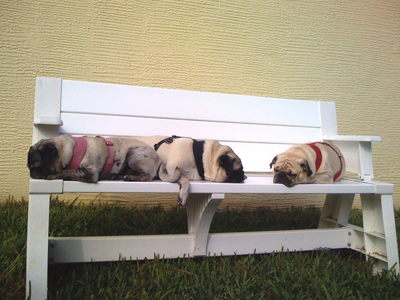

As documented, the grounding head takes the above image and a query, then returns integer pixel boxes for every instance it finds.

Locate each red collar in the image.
[68,136,113,180]
[307,142,343,181]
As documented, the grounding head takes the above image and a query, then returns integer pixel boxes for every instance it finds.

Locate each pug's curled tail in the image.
[158,164,190,206]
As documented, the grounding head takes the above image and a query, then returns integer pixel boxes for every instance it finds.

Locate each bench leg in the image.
[361,194,400,274]
[26,194,50,300]
[186,193,224,256]
[318,194,355,228]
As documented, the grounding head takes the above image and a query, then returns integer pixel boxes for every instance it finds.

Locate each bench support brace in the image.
[319,194,355,228]
[186,193,224,256]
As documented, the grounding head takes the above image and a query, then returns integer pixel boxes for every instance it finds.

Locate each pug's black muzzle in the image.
[273,172,295,187]
[227,168,246,183]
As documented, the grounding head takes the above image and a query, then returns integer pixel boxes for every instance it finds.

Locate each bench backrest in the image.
[33,78,351,175]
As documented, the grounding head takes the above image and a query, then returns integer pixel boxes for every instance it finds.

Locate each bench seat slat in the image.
[29,177,393,195]
[324,135,382,142]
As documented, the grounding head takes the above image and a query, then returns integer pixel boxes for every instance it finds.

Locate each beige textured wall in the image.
[1,0,399,208]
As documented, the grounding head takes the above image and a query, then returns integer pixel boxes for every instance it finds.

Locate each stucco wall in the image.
[1,0,399,208]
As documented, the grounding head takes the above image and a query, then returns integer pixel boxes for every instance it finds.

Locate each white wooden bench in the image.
[27,77,399,299]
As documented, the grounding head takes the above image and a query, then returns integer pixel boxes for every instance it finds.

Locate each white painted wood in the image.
[29,77,382,178]
[26,194,50,300]
[27,77,399,299]
[324,135,382,142]
[48,229,349,263]
[34,78,62,124]
[222,142,293,173]
[61,79,322,127]
[380,195,400,273]
[206,229,349,255]
[48,220,395,267]
[358,142,374,181]
[33,117,63,126]
[70,176,390,195]
[28,176,394,195]
[319,101,338,136]
[32,78,63,144]
[58,112,322,144]
[29,179,63,194]
[373,181,397,194]
[361,194,400,273]
[186,194,224,256]
[347,227,367,256]
[49,235,193,263]
[319,194,355,229]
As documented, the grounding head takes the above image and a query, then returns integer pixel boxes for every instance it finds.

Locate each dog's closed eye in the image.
[219,154,234,176]
[300,161,312,177]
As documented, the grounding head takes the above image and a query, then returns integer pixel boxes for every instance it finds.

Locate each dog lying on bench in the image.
[28,135,246,206]
[136,135,246,205]
[270,142,346,187]
[27,135,189,202]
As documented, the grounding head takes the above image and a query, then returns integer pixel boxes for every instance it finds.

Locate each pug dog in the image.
[27,135,189,202]
[135,136,247,205]
[269,142,346,187]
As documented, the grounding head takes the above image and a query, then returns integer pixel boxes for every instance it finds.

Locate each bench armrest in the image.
[34,117,63,126]
[323,135,381,182]
[323,135,382,142]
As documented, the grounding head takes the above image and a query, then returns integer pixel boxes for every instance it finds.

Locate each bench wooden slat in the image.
[29,177,392,195]
[61,79,323,128]
[48,228,348,263]
[57,112,377,175]
[58,112,322,143]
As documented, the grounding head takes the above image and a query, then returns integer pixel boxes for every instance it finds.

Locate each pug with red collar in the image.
[270,142,346,187]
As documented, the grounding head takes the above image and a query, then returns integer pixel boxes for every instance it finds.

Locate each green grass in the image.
[1,198,400,299]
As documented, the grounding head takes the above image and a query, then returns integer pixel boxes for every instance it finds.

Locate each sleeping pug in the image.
[269,142,346,187]
[135,136,247,205]
[27,135,189,202]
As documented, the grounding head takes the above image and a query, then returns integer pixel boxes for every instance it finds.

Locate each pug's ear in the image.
[39,144,58,167]
[270,155,279,169]
[300,160,312,177]
[219,154,234,176]
[27,146,34,164]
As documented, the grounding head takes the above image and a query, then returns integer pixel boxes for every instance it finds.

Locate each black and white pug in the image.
[135,135,247,205]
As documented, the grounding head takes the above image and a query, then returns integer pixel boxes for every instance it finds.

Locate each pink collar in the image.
[68,137,87,170]
[99,138,114,179]
[68,136,113,180]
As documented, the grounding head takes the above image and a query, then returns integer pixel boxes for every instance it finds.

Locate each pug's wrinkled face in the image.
[269,154,312,187]
[213,147,246,183]
[27,141,61,179]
